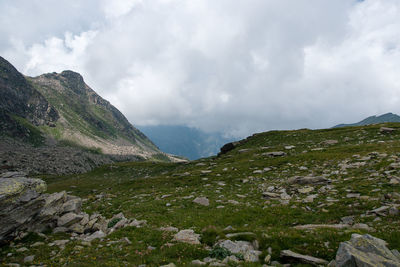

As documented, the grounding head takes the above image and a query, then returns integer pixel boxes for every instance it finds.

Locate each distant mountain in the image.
[0,56,177,174]
[334,113,400,128]
[137,125,235,160]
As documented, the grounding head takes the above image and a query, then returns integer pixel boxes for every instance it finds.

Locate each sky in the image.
[1,0,400,138]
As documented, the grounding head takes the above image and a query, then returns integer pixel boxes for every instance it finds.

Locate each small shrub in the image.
[107,218,122,228]
[201,226,219,246]
[209,246,231,260]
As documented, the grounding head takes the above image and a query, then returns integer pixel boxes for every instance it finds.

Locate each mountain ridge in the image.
[334,112,400,128]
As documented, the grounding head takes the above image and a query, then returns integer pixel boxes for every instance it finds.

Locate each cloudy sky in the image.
[1,0,400,137]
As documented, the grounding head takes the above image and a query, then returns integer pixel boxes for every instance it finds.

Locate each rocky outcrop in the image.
[329,234,400,266]
[0,172,143,245]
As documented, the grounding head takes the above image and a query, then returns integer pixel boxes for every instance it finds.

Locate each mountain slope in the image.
[334,112,400,128]
[137,125,235,160]
[0,56,175,174]
[0,57,59,143]
[28,70,159,156]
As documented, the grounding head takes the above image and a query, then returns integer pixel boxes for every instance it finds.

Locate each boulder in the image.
[217,240,261,262]
[57,212,84,227]
[61,197,82,214]
[330,234,400,266]
[193,197,210,206]
[173,229,201,244]
[380,127,396,133]
[0,176,47,243]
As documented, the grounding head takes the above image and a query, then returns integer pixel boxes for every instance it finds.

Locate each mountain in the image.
[0,56,175,174]
[334,112,400,128]
[137,125,235,160]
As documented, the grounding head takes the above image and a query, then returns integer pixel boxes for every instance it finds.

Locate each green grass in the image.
[2,123,400,266]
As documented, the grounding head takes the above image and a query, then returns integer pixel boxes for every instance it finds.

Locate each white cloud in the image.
[2,0,400,137]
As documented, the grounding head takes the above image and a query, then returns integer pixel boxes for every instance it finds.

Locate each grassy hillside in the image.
[2,123,400,266]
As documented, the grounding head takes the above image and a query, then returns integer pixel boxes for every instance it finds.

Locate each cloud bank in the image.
[1,0,400,137]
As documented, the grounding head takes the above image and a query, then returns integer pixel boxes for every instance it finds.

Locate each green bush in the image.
[107,218,122,228]
[209,246,231,260]
[201,226,220,246]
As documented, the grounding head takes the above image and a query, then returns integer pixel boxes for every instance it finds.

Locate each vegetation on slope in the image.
[2,123,400,266]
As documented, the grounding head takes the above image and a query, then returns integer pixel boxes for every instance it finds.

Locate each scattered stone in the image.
[173,229,200,244]
[346,193,360,198]
[191,260,206,265]
[368,206,390,216]
[262,151,287,157]
[281,249,328,266]
[159,226,179,232]
[285,145,295,150]
[23,255,35,263]
[389,207,399,216]
[298,186,314,194]
[330,234,400,266]
[217,240,261,262]
[352,223,375,232]
[288,176,330,185]
[380,127,396,133]
[159,263,176,267]
[340,216,355,225]
[193,197,210,206]
[303,194,318,203]
[225,232,256,239]
[84,230,106,242]
[294,224,350,230]
[321,140,338,145]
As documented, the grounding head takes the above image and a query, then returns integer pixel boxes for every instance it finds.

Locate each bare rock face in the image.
[329,234,400,266]
[0,172,47,243]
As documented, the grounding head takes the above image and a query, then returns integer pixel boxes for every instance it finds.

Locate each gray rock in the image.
[380,127,396,133]
[193,197,210,206]
[84,230,106,242]
[191,259,207,265]
[173,229,200,244]
[321,140,338,145]
[262,151,287,157]
[281,250,328,266]
[61,197,82,214]
[159,226,179,232]
[217,240,261,262]
[341,216,355,225]
[288,176,330,185]
[23,255,35,263]
[330,234,400,266]
[57,212,84,227]
[0,177,47,243]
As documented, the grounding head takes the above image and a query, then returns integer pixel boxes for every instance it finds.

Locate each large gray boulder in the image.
[330,234,400,266]
[0,174,47,243]
[0,172,83,244]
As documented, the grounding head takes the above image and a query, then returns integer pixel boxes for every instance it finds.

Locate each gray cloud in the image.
[1,0,400,137]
